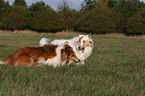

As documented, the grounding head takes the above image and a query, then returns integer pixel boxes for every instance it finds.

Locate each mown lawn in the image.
[0,32,145,96]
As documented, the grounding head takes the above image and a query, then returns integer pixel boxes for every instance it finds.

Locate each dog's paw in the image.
[75,61,85,65]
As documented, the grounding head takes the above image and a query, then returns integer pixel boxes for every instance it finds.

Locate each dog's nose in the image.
[78,46,81,50]
[78,59,80,62]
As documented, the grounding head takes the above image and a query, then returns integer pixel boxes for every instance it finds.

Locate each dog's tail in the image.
[0,59,4,65]
[39,37,51,47]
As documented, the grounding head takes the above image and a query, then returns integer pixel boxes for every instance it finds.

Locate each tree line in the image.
[0,0,145,35]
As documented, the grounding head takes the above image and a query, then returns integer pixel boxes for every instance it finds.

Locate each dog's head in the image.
[77,33,93,52]
[63,44,80,63]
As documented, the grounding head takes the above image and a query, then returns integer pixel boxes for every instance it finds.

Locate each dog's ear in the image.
[78,36,83,42]
[65,50,70,56]
[64,44,72,56]
[42,45,49,52]
[88,33,91,38]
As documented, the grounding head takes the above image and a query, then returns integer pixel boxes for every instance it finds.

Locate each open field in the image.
[0,32,145,96]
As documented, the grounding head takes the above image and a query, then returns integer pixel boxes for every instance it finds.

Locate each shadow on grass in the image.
[0,45,5,47]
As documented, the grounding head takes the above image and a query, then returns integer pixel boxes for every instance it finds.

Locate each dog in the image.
[39,37,50,47]
[0,44,80,67]
[39,33,93,64]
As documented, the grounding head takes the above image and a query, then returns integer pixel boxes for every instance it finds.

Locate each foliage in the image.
[13,0,27,6]
[125,8,145,35]
[57,0,70,11]
[0,0,11,28]
[0,0,145,34]
[75,8,119,34]
[30,8,64,32]
[2,6,29,30]
[116,18,127,33]
[108,0,145,34]
[0,0,11,17]
[108,0,145,18]
[29,1,50,17]
[96,0,109,8]
[59,9,81,31]
[81,0,98,10]
[0,0,5,17]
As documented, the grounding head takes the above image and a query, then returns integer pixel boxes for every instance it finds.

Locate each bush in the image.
[0,21,3,28]
[29,1,50,18]
[30,9,64,32]
[59,9,80,31]
[75,8,119,34]
[125,8,145,35]
[3,6,29,30]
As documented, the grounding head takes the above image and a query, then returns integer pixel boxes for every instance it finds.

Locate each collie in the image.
[39,34,93,64]
[0,44,79,67]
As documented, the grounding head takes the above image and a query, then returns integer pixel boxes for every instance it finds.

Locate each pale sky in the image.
[4,0,145,10]
[4,0,84,10]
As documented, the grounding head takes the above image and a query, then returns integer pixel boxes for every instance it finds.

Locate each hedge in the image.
[74,8,119,34]
[3,6,29,30]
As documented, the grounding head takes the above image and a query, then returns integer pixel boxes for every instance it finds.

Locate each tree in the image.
[108,0,118,8]
[57,0,70,11]
[30,8,64,32]
[57,0,80,30]
[29,1,50,17]
[125,8,145,35]
[96,0,109,8]
[59,9,80,30]
[108,0,143,18]
[108,0,145,33]
[0,0,11,28]
[81,0,98,10]
[13,0,27,6]
[3,6,29,30]
[75,8,119,34]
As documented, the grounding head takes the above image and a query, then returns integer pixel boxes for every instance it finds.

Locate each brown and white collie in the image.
[0,44,80,67]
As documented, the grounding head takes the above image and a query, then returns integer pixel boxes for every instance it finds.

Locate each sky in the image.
[4,0,145,10]
[4,0,84,10]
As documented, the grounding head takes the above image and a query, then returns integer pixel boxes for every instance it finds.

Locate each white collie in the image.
[39,34,93,64]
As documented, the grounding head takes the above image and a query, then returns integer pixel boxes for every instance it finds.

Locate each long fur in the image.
[39,38,50,46]
[0,44,79,67]
[39,34,93,64]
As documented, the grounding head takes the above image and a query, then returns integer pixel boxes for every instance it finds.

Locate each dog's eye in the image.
[89,41,92,44]
[72,55,75,57]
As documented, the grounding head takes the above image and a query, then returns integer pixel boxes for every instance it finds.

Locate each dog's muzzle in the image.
[78,46,85,52]
[72,59,80,63]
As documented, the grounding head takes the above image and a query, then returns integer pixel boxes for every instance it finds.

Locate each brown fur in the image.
[77,36,83,47]
[2,45,58,66]
[61,45,78,64]
[82,40,93,48]
[2,44,78,66]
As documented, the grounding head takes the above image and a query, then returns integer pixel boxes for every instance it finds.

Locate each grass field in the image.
[0,32,145,96]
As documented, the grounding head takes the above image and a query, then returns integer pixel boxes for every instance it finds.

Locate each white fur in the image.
[0,61,4,64]
[39,34,93,65]
[39,37,50,47]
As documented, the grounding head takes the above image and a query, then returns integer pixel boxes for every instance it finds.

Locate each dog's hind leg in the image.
[31,57,42,66]
[2,55,13,65]
[16,55,32,66]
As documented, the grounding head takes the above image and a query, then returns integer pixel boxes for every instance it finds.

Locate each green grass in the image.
[0,32,145,96]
